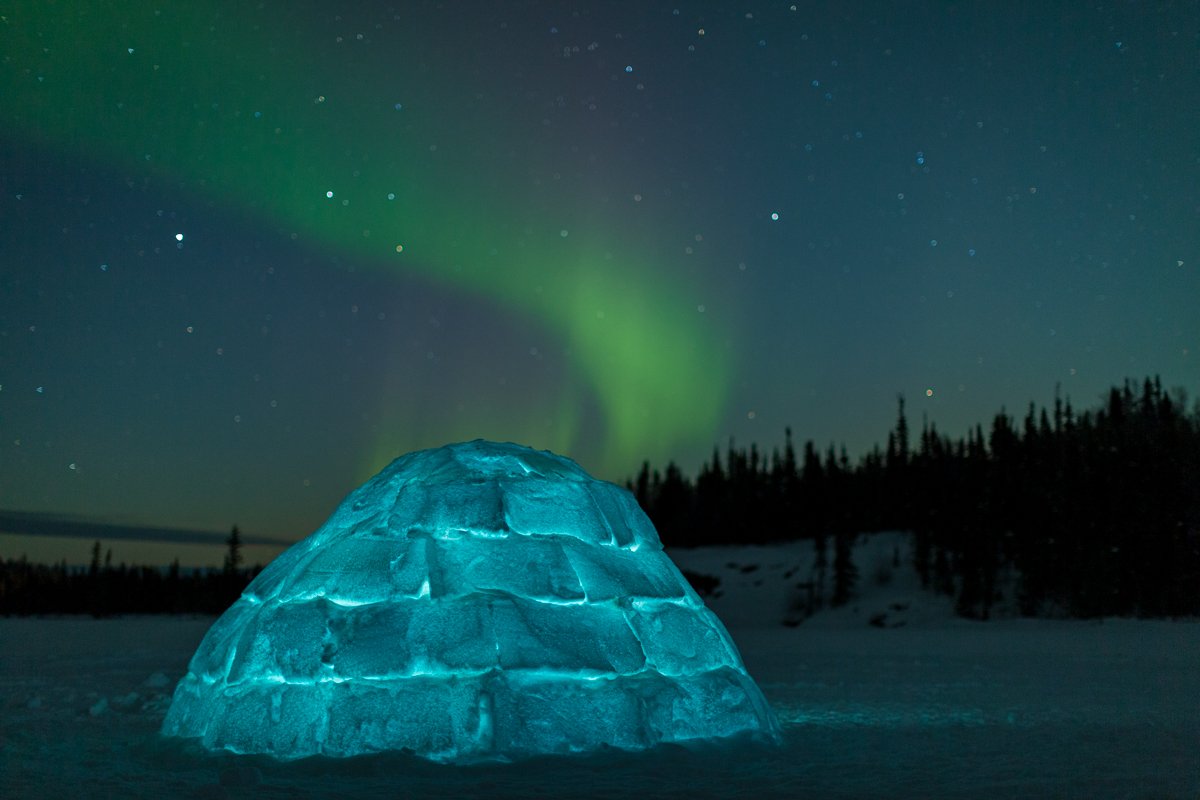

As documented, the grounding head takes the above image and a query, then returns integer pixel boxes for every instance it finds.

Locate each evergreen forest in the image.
[632,377,1200,618]
[2,377,1198,619]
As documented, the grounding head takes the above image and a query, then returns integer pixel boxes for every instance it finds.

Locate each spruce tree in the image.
[812,531,828,609]
[831,532,857,607]
[224,525,243,575]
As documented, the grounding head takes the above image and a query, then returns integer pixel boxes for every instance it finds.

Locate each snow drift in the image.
[161,440,779,761]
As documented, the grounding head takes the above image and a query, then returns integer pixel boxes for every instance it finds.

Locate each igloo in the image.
[162,440,779,761]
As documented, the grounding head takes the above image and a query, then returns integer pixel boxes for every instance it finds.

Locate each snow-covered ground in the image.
[2,533,1197,799]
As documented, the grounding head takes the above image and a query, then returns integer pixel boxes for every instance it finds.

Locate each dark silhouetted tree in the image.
[831,532,857,607]
[224,525,243,575]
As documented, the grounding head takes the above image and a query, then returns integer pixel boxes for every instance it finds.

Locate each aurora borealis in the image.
[2,2,1198,566]
[3,1,727,467]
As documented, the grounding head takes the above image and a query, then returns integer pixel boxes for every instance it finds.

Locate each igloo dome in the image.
[162,440,779,761]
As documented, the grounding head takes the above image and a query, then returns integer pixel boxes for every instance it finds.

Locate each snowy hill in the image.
[669,530,963,631]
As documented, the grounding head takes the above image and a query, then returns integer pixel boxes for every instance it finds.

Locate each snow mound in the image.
[669,532,962,630]
[162,440,778,761]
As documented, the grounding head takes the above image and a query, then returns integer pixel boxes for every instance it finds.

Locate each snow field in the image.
[2,532,1198,798]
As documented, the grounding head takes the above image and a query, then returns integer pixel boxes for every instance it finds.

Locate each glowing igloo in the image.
[162,440,779,761]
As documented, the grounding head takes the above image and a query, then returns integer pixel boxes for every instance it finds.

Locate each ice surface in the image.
[161,440,779,761]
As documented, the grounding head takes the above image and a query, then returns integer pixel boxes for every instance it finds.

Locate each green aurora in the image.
[2,2,731,477]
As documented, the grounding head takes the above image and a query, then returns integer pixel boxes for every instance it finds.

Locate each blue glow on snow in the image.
[161,440,779,761]
[777,703,990,727]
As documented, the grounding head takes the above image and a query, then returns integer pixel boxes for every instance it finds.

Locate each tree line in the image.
[0,526,259,616]
[630,377,1200,619]
[3,377,1197,619]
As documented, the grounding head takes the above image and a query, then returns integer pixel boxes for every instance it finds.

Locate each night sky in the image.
[2,1,1197,566]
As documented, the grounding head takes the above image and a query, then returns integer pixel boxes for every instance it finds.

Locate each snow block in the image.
[162,440,779,761]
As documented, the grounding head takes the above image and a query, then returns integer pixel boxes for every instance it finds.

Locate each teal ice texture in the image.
[161,440,780,761]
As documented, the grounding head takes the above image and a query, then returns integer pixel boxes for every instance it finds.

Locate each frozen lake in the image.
[2,611,1196,799]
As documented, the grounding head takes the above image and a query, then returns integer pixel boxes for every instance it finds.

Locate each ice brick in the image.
[641,667,781,742]
[491,673,649,754]
[627,600,741,674]
[390,480,507,537]
[274,536,430,604]
[561,539,693,602]
[187,597,260,681]
[328,596,499,677]
[203,682,332,757]
[501,479,613,545]
[323,677,490,759]
[426,535,584,602]
[226,599,330,684]
[491,597,645,675]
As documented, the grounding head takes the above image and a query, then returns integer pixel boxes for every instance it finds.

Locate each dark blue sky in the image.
[2,1,1197,565]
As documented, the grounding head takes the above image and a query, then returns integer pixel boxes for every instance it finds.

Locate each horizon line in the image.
[0,509,293,549]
